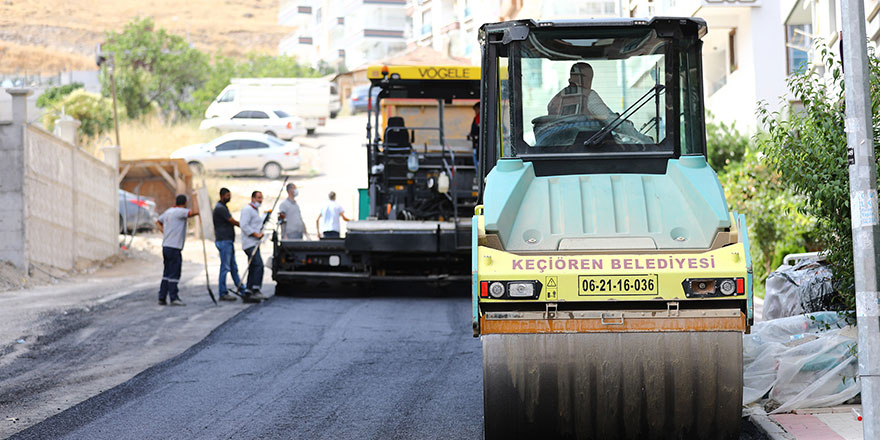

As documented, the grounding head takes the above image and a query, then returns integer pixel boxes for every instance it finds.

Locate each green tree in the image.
[718,149,817,295]
[41,90,122,142]
[100,18,209,120]
[36,83,84,108]
[183,52,330,118]
[756,43,880,310]
[706,116,748,172]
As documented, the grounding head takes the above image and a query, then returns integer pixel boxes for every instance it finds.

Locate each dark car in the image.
[119,189,158,233]
[350,85,379,114]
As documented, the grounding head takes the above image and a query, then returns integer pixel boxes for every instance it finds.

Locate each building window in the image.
[786,24,812,75]
[464,0,472,17]
[421,9,432,35]
[337,16,344,25]
[297,6,312,14]
[728,29,737,73]
[828,0,838,37]
[338,49,346,58]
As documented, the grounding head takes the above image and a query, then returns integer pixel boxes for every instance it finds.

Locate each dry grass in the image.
[0,0,289,74]
[100,117,215,161]
[0,41,95,74]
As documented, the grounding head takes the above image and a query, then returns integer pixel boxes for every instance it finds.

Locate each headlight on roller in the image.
[480,280,542,300]
[719,279,736,296]
[508,282,535,298]
[681,277,745,298]
[489,282,505,298]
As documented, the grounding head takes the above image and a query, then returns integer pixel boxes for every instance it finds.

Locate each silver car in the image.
[170,132,301,179]
[119,189,158,233]
[199,108,306,140]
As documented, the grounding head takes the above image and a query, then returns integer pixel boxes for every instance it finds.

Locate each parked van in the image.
[205,78,331,134]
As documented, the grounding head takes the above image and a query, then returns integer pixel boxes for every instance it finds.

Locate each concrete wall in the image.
[0,89,118,273]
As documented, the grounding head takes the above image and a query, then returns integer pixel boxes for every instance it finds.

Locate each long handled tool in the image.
[237,176,289,296]
[197,214,218,305]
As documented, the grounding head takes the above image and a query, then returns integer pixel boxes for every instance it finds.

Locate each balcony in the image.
[364,29,406,38]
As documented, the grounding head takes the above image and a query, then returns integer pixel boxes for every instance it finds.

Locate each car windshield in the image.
[274,110,290,118]
[513,28,672,155]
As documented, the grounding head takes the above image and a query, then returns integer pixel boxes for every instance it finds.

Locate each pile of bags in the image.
[743,311,859,412]
[763,259,836,320]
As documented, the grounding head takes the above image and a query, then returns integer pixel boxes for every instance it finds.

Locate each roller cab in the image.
[474,18,752,439]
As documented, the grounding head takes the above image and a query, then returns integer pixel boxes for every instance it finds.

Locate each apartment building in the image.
[406,0,621,64]
[278,0,408,70]
[406,0,498,65]
[626,0,789,134]
[782,0,880,71]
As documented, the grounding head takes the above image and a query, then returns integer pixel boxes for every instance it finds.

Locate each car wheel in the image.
[188,161,205,175]
[264,130,277,138]
[306,128,316,135]
[330,112,338,119]
[263,162,282,179]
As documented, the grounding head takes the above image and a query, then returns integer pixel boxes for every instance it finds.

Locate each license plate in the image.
[578,274,658,295]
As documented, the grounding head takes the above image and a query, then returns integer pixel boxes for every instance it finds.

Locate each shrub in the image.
[718,149,817,296]
[756,43,880,310]
[42,90,122,142]
[36,82,84,108]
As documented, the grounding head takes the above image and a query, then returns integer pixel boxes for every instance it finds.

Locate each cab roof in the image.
[481,17,707,39]
[366,65,480,81]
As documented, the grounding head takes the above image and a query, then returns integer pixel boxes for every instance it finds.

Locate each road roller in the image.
[472,17,753,439]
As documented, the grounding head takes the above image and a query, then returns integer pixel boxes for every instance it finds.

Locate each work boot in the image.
[170,299,186,306]
[219,294,237,302]
[241,290,261,303]
[249,290,267,301]
[158,299,167,306]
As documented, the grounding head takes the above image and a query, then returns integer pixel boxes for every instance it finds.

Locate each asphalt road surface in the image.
[10,283,769,440]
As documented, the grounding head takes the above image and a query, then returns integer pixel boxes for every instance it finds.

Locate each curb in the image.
[749,413,796,440]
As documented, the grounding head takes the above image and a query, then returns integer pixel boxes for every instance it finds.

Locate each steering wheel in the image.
[532,115,601,146]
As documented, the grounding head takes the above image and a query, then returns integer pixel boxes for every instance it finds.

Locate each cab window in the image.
[218,89,236,103]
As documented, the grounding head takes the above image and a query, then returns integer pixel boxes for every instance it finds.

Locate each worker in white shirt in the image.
[240,191,267,302]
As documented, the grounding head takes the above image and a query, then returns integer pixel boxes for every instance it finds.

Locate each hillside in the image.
[0,0,290,74]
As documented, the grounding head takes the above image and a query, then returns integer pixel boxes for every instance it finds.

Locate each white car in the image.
[171,132,301,179]
[199,108,306,140]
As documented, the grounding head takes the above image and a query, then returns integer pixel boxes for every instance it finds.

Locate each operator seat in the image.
[384,116,412,152]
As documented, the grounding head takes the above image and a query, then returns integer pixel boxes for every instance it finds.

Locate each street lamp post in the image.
[840,1,880,438]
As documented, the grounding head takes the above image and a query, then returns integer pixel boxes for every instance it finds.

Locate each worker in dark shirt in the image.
[468,101,480,167]
[213,188,242,301]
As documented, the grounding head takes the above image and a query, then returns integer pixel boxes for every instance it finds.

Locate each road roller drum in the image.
[482,332,743,439]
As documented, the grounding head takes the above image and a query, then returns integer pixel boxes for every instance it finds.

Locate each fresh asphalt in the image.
[10,282,769,440]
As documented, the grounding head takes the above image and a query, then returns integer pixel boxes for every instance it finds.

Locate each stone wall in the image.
[0,89,118,273]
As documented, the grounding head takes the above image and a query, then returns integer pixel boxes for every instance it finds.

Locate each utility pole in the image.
[96,43,121,147]
[109,61,120,146]
[840,1,880,438]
